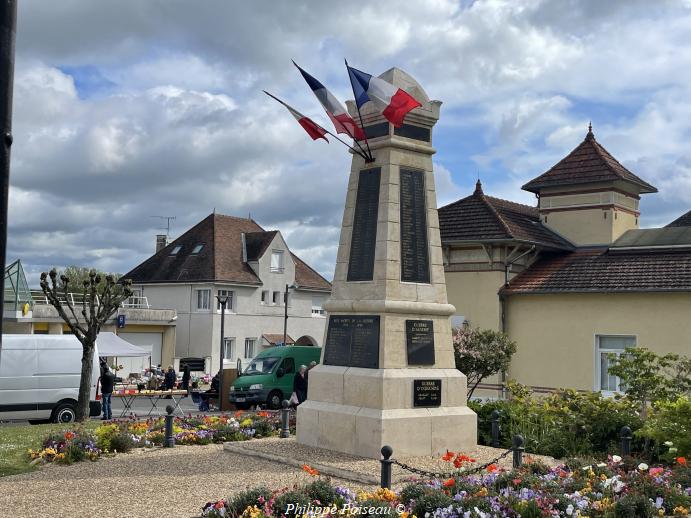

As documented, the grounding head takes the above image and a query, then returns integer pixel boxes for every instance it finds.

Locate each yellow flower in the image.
[374,488,397,502]
[673,506,689,516]
[474,487,488,497]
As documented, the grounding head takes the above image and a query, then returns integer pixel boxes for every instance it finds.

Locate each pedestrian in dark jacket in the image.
[181,365,191,392]
[164,365,176,390]
[100,366,115,420]
[293,365,308,404]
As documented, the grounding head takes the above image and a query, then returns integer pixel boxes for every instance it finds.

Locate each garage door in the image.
[117,332,162,377]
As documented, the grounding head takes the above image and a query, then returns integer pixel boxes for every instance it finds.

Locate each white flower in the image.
[611,455,622,463]
[597,462,606,467]
[669,447,678,454]
[566,504,574,516]
[664,441,673,447]
[582,465,592,471]
[638,463,648,471]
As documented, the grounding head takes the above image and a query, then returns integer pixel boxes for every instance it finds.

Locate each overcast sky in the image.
[8,0,691,284]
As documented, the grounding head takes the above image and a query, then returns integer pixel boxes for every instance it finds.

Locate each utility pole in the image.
[0,0,17,352]
[282,283,296,347]
[216,293,229,411]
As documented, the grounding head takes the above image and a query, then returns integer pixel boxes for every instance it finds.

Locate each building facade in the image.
[123,213,331,374]
[439,126,691,397]
[3,259,177,376]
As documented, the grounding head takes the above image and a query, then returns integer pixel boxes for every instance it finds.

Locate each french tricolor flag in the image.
[263,91,328,142]
[293,62,366,141]
[347,63,422,128]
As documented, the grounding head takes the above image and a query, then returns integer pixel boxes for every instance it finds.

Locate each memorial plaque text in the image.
[323,315,380,369]
[413,379,442,407]
[400,168,430,283]
[348,168,381,282]
[406,320,435,365]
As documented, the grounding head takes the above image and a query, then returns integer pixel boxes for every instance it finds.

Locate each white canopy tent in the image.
[96,332,149,357]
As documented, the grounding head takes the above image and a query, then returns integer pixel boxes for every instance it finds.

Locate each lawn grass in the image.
[0,421,99,477]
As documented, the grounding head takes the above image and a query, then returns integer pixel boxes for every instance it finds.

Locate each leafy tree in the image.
[452,326,517,400]
[60,266,121,289]
[40,268,132,421]
[607,347,690,417]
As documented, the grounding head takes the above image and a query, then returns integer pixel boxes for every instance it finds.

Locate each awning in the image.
[97,332,150,357]
[262,333,295,346]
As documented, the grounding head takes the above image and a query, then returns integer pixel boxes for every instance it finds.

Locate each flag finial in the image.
[587,121,594,139]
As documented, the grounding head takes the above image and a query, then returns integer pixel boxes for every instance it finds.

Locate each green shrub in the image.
[109,432,135,453]
[226,487,272,518]
[410,490,453,518]
[614,493,654,517]
[399,483,428,505]
[305,479,336,505]
[637,396,691,458]
[271,490,311,518]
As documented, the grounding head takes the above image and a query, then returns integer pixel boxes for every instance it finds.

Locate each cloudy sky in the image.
[8,0,691,283]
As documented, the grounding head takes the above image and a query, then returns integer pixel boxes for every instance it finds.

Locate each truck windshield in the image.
[243,357,280,375]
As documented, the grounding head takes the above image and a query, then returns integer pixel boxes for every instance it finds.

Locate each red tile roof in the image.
[522,128,657,194]
[438,181,573,250]
[123,213,331,290]
[503,247,691,294]
[666,210,691,228]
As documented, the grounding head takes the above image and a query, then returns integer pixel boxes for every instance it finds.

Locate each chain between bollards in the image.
[164,405,175,447]
[380,446,393,489]
[620,425,632,457]
[280,400,291,438]
[512,434,524,469]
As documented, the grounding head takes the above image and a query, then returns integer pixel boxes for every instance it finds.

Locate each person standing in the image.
[293,365,308,404]
[164,365,177,390]
[100,366,115,420]
[181,364,191,392]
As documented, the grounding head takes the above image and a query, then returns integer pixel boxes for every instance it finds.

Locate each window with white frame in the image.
[596,335,636,392]
[195,289,211,310]
[272,291,281,305]
[244,338,257,359]
[312,295,326,316]
[270,250,284,273]
[261,290,269,304]
[216,290,234,311]
[223,338,235,360]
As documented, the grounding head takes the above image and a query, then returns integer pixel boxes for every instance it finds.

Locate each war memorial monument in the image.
[296,69,477,458]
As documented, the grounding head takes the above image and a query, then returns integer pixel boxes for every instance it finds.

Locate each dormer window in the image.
[170,245,182,256]
[192,244,204,254]
[270,250,284,273]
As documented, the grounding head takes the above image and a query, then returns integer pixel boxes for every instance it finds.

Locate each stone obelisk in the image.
[297,68,476,458]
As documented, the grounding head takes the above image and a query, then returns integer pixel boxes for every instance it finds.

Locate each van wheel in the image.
[266,390,283,410]
[52,402,77,423]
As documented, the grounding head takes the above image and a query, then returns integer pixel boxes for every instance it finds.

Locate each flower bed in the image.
[28,411,284,466]
[201,456,690,517]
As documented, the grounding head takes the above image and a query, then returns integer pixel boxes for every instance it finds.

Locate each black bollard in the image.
[164,405,175,448]
[380,445,393,489]
[280,400,291,438]
[512,435,524,468]
[490,409,501,448]
[620,426,632,457]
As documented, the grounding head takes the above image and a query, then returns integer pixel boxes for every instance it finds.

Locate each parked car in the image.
[229,346,321,409]
[0,334,102,423]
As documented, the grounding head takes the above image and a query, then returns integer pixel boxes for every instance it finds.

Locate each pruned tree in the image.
[40,268,132,421]
[452,326,517,400]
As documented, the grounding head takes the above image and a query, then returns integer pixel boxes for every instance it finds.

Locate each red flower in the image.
[512,478,522,486]
[486,464,498,473]
[64,431,76,441]
[302,464,319,476]
[677,457,687,466]
[214,500,225,509]
[443,478,455,487]
[442,451,455,462]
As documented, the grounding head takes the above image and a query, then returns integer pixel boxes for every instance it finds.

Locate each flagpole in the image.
[345,59,374,163]
[262,90,368,160]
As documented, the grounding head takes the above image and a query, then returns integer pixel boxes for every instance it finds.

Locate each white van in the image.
[0,334,102,422]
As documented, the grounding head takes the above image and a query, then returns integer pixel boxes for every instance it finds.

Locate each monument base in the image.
[296,367,477,458]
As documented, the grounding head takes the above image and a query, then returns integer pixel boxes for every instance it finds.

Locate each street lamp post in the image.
[216,293,229,411]
[282,283,296,347]
[0,0,17,348]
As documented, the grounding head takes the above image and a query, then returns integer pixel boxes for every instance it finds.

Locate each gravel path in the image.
[0,444,372,518]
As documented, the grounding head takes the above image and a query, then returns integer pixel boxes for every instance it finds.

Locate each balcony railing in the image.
[30,290,151,309]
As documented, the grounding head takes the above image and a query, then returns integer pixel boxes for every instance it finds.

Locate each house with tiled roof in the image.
[439,126,691,398]
[123,213,331,398]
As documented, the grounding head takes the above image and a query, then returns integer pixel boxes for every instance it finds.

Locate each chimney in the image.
[156,234,168,253]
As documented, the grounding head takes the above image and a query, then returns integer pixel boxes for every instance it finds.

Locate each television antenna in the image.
[150,216,176,239]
